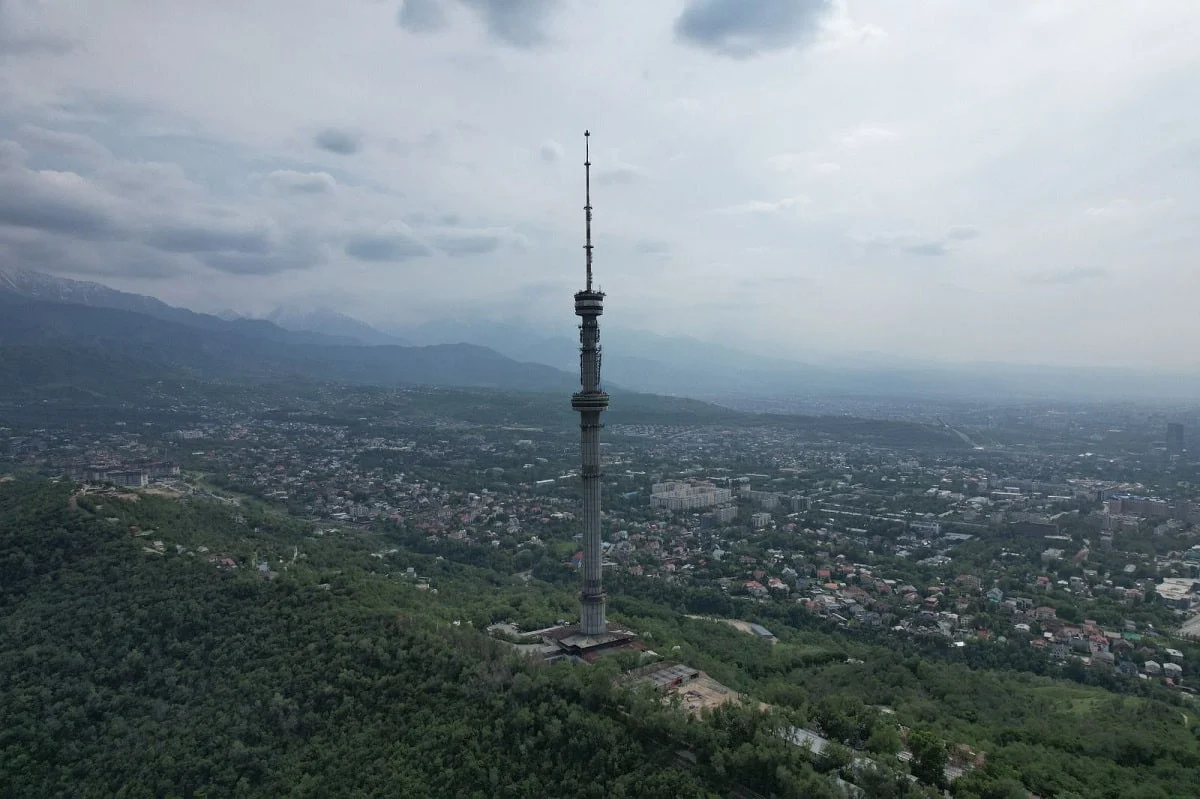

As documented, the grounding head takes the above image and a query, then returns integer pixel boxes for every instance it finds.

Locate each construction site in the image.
[623,662,743,717]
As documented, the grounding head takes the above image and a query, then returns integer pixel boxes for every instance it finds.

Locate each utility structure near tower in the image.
[573,129,609,636]
[541,132,638,663]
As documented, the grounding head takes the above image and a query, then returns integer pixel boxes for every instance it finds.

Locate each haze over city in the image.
[1,0,1198,368]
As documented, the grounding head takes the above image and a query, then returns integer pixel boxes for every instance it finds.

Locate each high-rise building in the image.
[650,481,734,511]
[543,132,636,662]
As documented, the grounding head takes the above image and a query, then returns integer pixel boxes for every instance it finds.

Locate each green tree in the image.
[908,728,947,789]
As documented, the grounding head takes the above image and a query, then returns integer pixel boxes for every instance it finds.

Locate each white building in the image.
[650,481,733,511]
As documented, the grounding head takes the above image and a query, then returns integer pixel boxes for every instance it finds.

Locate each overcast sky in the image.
[1,0,1198,368]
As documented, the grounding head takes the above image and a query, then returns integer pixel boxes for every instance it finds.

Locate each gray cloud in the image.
[397,0,447,33]
[0,140,24,167]
[398,0,557,48]
[17,125,112,161]
[0,131,333,278]
[0,0,75,56]
[539,140,563,162]
[314,128,361,155]
[713,197,805,215]
[429,226,527,256]
[5,1,1197,368]
[901,240,949,257]
[1030,267,1109,285]
[634,239,669,255]
[0,229,180,279]
[675,0,833,59]
[871,225,981,257]
[145,223,271,255]
[431,230,501,256]
[201,250,319,276]
[0,151,124,240]
[264,170,336,194]
[345,231,432,261]
[460,0,556,48]
[0,33,73,55]
[946,225,981,241]
[593,164,648,186]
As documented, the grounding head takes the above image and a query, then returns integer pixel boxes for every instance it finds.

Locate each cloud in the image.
[1083,199,1133,218]
[713,197,807,215]
[0,0,75,56]
[263,170,337,194]
[1082,197,1173,220]
[538,140,563,163]
[664,97,702,115]
[428,226,528,256]
[144,223,272,255]
[4,1,1197,367]
[766,153,804,172]
[634,239,670,255]
[459,0,557,48]
[314,128,361,155]
[394,0,557,47]
[839,125,897,149]
[397,0,447,33]
[0,161,124,240]
[1030,267,1109,285]
[345,229,432,262]
[870,225,981,257]
[767,152,839,174]
[817,0,886,51]
[201,248,321,276]
[675,0,833,59]
[593,163,648,186]
[430,230,500,256]
[901,240,948,257]
[0,133,332,278]
[16,125,112,161]
[0,231,181,279]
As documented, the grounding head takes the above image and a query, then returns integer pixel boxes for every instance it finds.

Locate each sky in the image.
[0,0,1198,368]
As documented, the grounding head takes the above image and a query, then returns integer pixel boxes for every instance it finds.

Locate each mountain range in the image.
[0,267,969,449]
[265,307,410,347]
[0,267,574,397]
[228,299,1200,403]
[3,267,1198,403]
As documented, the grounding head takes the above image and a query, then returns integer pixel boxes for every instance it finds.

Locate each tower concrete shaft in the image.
[572,130,609,637]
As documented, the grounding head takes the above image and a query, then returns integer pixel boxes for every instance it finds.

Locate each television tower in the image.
[572,130,609,636]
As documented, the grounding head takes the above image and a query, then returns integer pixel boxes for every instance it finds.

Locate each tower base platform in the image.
[540,623,643,664]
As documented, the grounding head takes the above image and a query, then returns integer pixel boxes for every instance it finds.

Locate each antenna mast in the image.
[584,130,593,291]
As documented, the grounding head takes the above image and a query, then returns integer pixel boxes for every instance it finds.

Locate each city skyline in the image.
[1,1,1199,368]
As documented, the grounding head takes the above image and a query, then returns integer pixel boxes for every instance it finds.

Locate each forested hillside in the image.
[3,479,1198,798]
[0,481,838,798]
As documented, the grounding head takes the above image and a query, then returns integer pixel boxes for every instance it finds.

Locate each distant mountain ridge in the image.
[5,267,1198,402]
[392,318,1200,402]
[266,307,408,347]
[0,269,576,393]
[0,266,179,317]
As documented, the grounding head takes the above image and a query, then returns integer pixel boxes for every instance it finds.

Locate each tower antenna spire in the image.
[584,130,593,291]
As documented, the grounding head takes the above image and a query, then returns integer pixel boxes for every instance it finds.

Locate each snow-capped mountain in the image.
[0,267,177,317]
